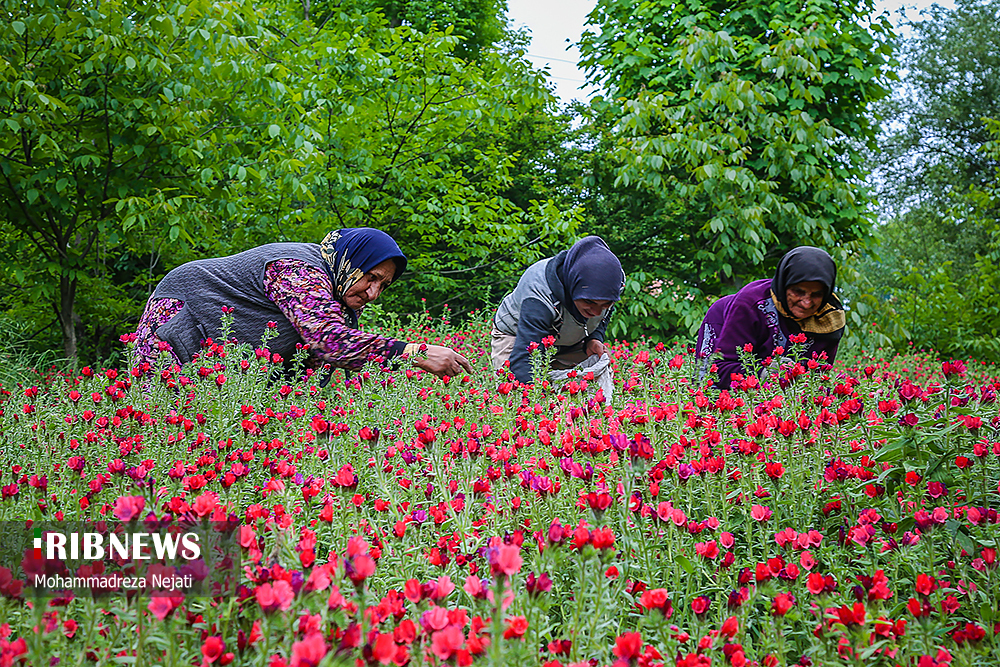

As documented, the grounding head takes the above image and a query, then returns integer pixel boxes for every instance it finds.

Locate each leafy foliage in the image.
[844,0,1000,361]
[577,0,897,340]
[873,0,1000,215]
[0,0,266,360]
[0,0,577,362]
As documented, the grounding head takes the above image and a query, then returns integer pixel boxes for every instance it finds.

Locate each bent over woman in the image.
[696,246,846,389]
[131,228,471,379]
[491,236,624,385]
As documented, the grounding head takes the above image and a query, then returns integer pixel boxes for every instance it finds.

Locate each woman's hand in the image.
[414,345,473,378]
[585,339,606,358]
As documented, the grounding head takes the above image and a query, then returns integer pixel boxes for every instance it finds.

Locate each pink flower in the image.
[463,576,486,599]
[430,626,465,660]
[290,633,326,667]
[238,526,257,549]
[113,496,145,522]
[694,540,719,559]
[751,505,772,522]
[256,580,294,613]
[774,527,797,547]
[432,575,455,599]
[493,544,522,577]
[148,594,183,621]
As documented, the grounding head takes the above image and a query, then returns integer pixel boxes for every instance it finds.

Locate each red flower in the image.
[695,540,719,559]
[940,595,961,614]
[371,633,396,665]
[926,482,947,498]
[639,588,672,617]
[837,602,866,626]
[807,572,835,595]
[720,616,739,638]
[613,632,643,660]
[771,593,795,616]
[691,595,711,615]
[403,579,422,603]
[941,360,966,377]
[202,637,226,664]
[347,555,376,584]
[915,574,937,596]
[591,527,615,549]
[503,616,528,640]
[907,597,931,618]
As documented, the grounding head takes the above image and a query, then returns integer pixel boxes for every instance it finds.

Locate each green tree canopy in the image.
[0,0,576,362]
[842,0,1000,360]
[576,0,897,339]
[0,0,264,360]
[874,0,1000,216]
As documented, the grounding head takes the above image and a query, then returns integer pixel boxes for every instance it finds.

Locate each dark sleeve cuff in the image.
[385,340,408,359]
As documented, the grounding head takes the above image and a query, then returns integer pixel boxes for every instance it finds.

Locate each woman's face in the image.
[343,259,396,311]
[785,281,825,319]
[574,298,613,319]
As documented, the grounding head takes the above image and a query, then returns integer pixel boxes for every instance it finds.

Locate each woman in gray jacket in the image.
[492,236,624,384]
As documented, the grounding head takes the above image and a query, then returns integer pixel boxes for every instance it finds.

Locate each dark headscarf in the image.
[559,236,625,322]
[770,246,845,338]
[319,228,406,308]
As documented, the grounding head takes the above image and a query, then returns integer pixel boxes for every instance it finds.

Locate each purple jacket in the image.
[695,279,840,389]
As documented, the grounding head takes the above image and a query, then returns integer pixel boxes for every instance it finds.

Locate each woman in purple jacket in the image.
[695,246,846,389]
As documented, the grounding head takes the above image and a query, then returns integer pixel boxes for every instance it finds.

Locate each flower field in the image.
[1,317,1000,667]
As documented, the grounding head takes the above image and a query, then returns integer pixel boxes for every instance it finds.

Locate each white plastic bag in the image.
[549,353,614,402]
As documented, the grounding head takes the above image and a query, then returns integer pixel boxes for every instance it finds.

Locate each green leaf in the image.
[12,21,25,36]
[268,124,280,138]
[673,554,695,575]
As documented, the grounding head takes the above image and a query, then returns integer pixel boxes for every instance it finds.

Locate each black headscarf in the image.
[558,236,625,322]
[770,246,845,338]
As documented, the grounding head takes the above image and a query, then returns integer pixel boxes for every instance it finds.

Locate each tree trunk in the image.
[57,275,78,363]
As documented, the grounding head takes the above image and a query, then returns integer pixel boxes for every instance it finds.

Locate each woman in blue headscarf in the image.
[492,236,624,384]
[131,228,471,378]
